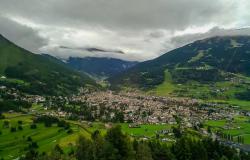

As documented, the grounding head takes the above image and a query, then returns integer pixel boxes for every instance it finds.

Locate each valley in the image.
[1,84,250,159]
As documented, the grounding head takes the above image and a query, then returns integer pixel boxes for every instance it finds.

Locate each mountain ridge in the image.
[66,56,138,79]
[0,35,97,95]
[109,36,250,100]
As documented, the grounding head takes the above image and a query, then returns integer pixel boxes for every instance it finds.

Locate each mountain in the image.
[0,34,96,95]
[110,36,250,100]
[66,57,138,79]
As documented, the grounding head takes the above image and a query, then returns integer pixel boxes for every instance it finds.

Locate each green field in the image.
[206,120,227,128]
[0,114,90,160]
[147,68,250,108]
[77,122,173,137]
[120,123,172,137]
[150,70,175,96]
[0,113,174,159]
[205,116,250,144]
[1,112,249,159]
[148,69,250,111]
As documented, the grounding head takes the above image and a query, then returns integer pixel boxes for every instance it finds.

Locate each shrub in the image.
[27,136,32,142]
[0,113,5,119]
[18,125,23,130]
[3,120,9,128]
[57,120,70,129]
[10,127,16,132]
[30,123,37,129]
[33,115,59,127]
[18,120,23,125]
[29,142,38,149]
[67,129,73,134]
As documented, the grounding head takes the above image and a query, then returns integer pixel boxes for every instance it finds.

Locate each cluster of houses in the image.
[0,82,241,130]
[70,90,239,128]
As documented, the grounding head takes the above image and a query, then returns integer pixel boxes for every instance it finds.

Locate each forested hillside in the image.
[0,35,96,95]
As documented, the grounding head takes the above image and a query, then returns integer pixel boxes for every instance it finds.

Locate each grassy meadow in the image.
[0,113,174,159]
[205,115,250,144]
[0,113,89,160]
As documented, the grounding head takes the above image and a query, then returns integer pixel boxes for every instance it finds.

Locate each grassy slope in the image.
[0,112,174,159]
[110,36,250,109]
[2,112,250,159]
[0,114,90,160]
[0,35,96,95]
[149,70,175,96]
[147,68,250,110]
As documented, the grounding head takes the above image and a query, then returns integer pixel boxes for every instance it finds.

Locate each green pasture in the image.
[205,116,250,144]
[150,70,175,96]
[148,69,250,106]
[120,123,172,137]
[0,113,90,160]
[205,120,227,128]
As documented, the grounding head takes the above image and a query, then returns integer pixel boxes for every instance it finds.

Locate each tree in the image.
[54,144,63,154]
[29,142,38,149]
[172,137,192,160]
[47,144,64,160]
[3,120,9,128]
[57,120,70,129]
[0,113,5,119]
[18,120,23,125]
[105,125,135,160]
[172,126,181,138]
[99,141,119,160]
[114,111,124,123]
[220,156,229,160]
[30,123,37,129]
[76,136,94,160]
[18,125,23,130]
[148,141,175,160]
[91,130,105,160]
[136,142,153,160]
[190,141,208,160]
[207,126,212,134]
[10,127,16,132]
[20,149,38,160]
[240,150,250,160]
[27,136,32,142]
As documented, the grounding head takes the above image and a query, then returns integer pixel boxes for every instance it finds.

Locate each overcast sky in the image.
[0,0,250,61]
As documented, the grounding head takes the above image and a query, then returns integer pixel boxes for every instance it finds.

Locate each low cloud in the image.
[60,46,125,54]
[0,16,47,53]
[171,27,250,49]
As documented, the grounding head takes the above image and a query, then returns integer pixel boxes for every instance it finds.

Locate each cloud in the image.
[0,0,239,30]
[59,46,125,54]
[0,16,47,53]
[0,0,250,61]
[171,27,250,48]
